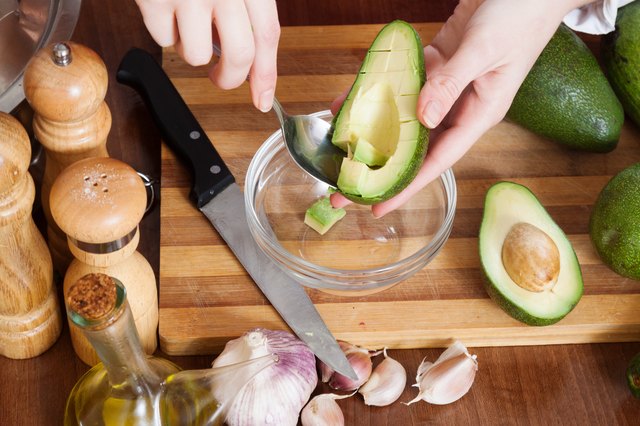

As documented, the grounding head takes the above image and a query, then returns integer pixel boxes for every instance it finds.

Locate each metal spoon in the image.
[212,44,345,187]
[271,99,345,186]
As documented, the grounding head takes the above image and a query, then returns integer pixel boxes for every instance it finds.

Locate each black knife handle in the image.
[116,48,234,208]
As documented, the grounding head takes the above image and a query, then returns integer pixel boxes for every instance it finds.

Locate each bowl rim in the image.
[245,109,457,282]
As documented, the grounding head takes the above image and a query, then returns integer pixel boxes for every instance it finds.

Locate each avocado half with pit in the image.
[479,182,583,326]
[331,20,428,204]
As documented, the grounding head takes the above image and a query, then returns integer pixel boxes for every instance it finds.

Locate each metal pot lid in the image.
[0,0,81,113]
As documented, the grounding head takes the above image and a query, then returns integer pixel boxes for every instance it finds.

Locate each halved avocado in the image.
[479,182,583,326]
[331,20,428,204]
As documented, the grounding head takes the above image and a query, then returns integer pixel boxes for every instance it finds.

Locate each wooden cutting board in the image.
[158,23,640,356]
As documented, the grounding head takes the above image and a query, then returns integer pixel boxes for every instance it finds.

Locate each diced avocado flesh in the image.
[353,138,388,167]
[304,197,346,235]
[331,20,428,204]
[479,182,583,326]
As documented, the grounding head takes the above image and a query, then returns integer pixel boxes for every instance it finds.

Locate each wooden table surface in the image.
[1,0,639,425]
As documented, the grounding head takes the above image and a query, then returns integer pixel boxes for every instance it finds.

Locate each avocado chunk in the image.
[628,352,640,398]
[507,24,624,152]
[479,182,584,326]
[331,20,428,204]
[603,1,640,128]
[304,197,346,235]
[589,163,640,280]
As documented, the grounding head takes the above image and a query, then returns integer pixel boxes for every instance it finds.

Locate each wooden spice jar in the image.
[0,112,62,359]
[24,41,111,274]
[50,157,157,365]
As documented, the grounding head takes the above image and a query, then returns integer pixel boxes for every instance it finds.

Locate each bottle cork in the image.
[50,157,157,366]
[67,273,117,321]
[24,41,111,274]
[0,112,62,359]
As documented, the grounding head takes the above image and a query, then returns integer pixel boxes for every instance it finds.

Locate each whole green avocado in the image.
[603,1,640,128]
[507,24,624,152]
[629,352,640,398]
[589,163,640,280]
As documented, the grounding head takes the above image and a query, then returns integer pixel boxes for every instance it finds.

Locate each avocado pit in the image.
[501,222,560,292]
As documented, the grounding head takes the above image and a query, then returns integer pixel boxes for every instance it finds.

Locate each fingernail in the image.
[423,100,441,129]
[258,90,274,113]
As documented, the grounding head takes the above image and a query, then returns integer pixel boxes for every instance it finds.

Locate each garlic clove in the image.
[319,360,334,383]
[359,348,407,406]
[319,341,377,391]
[301,392,355,426]
[406,341,478,406]
[414,358,433,382]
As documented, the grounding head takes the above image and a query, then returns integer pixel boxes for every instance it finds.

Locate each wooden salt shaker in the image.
[24,41,111,274]
[0,112,62,359]
[50,157,157,366]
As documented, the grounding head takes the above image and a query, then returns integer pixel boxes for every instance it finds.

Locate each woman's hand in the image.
[331,0,590,217]
[135,0,280,112]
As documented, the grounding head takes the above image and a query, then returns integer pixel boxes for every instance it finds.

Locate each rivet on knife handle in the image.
[116,48,234,208]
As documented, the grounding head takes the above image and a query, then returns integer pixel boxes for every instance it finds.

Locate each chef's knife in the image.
[116,48,357,380]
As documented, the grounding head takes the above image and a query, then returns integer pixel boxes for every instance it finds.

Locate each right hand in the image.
[331,0,591,217]
[135,0,281,112]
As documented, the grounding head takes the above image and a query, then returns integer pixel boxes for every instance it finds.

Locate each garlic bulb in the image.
[319,341,378,391]
[300,392,355,426]
[359,348,406,406]
[406,341,478,405]
[212,328,318,426]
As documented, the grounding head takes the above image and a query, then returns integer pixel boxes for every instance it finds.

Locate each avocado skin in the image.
[333,20,429,204]
[603,1,640,128]
[589,163,640,280]
[507,24,624,153]
[481,273,579,327]
[628,352,640,398]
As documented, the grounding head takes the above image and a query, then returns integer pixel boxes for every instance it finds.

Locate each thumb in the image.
[418,43,488,129]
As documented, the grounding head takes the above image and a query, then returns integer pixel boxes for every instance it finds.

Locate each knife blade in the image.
[116,48,357,380]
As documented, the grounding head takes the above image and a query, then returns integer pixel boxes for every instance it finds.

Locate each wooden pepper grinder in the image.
[0,112,62,359]
[50,157,157,366]
[24,41,111,274]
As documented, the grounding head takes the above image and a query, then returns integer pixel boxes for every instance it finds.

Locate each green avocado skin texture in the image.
[333,20,428,205]
[628,352,640,398]
[507,24,624,153]
[589,163,640,280]
[603,1,640,128]
[481,274,578,327]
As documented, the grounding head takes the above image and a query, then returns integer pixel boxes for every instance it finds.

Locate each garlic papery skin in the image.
[358,348,407,406]
[301,392,355,426]
[406,341,478,406]
[320,341,377,391]
[212,328,318,426]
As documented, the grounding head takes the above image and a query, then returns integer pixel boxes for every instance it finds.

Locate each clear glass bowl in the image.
[245,110,457,296]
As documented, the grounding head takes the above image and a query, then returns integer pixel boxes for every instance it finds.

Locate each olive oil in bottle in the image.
[64,273,277,425]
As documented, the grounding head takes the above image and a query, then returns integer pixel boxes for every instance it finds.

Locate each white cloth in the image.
[564,0,635,34]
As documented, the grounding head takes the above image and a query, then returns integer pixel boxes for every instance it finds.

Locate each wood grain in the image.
[0,112,62,359]
[158,23,640,356]
[2,1,640,425]
[25,41,112,274]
